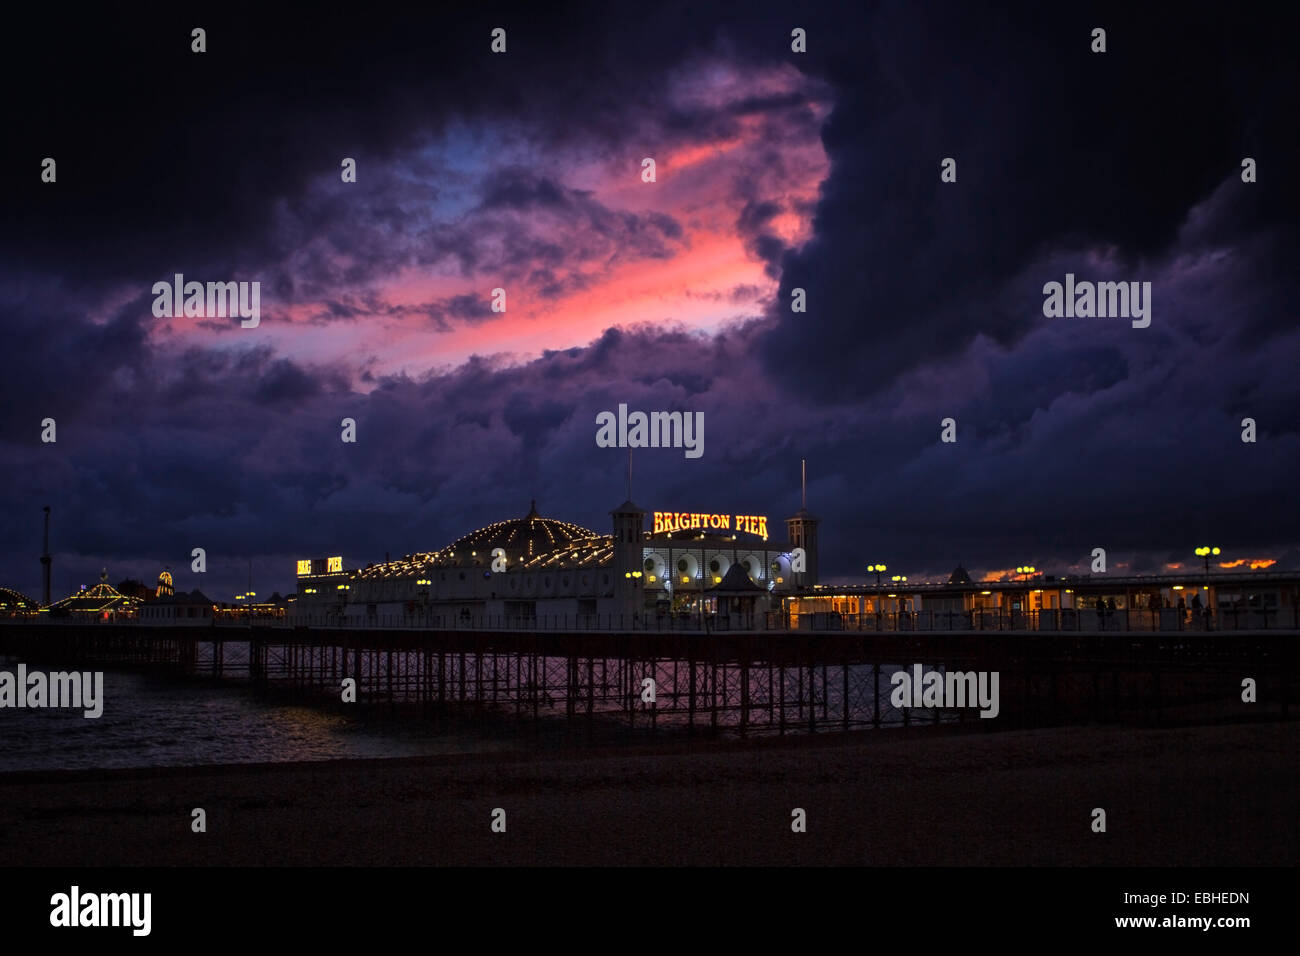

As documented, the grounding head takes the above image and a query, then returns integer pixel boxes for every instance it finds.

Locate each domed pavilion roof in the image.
[0,586,39,612]
[50,570,142,613]
[442,501,600,562]
[357,501,607,580]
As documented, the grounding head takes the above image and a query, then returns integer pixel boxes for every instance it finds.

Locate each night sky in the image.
[2,2,1297,600]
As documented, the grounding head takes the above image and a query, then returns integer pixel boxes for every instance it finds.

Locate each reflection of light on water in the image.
[0,655,511,774]
[0,654,960,774]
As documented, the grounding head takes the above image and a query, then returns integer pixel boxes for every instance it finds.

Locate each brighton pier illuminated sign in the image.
[653,512,768,537]
[297,556,344,576]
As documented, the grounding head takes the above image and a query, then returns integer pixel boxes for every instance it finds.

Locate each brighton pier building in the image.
[291,500,818,627]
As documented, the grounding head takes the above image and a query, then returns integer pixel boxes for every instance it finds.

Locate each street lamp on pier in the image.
[867,564,887,587]
[1195,546,1221,577]
[1195,546,1220,617]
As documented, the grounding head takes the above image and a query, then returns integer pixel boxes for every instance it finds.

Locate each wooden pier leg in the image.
[808,660,816,733]
[567,654,576,720]
[514,650,522,716]
[842,661,850,731]
[822,664,830,722]
[531,651,539,722]
[740,655,749,738]
[797,665,804,721]
[687,653,696,733]
[421,649,430,713]
[626,656,634,729]
[650,659,657,734]
[710,654,719,731]
[778,664,786,734]
[766,660,774,730]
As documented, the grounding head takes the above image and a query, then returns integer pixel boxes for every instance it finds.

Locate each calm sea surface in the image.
[1,653,935,773]
[0,655,514,773]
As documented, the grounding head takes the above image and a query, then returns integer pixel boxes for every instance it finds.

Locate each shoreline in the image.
[2,718,1296,866]
[0,716,985,785]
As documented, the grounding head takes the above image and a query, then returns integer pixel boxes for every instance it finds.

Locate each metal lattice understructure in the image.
[2,623,1295,737]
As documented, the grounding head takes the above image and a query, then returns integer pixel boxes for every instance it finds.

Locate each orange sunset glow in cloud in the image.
[148,60,831,384]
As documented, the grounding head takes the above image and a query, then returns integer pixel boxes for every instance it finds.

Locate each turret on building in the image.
[610,499,646,614]
[784,460,820,589]
[785,507,819,589]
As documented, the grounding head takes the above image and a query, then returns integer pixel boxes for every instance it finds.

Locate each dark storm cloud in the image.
[4,242,1296,600]
[380,293,499,331]
[0,286,151,443]
[254,360,326,404]
[0,1,777,295]
[1,1,1297,600]
[481,174,571,210]
[228,167,691,331]
[527,267,595,301]
[467,169,687,272]
[759,2,1300,401]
